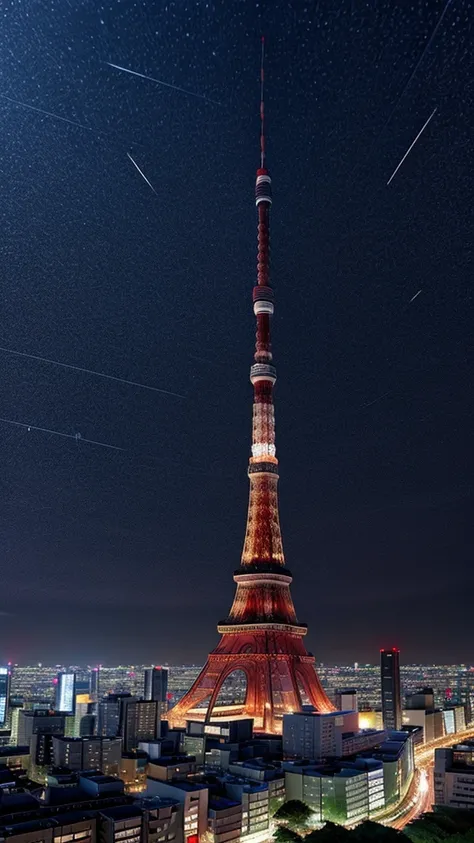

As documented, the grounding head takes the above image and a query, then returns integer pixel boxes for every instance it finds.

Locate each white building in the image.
[435,741,474,810]
[283,758,384,824]
[402,708,444,743]
[283,711,359,760]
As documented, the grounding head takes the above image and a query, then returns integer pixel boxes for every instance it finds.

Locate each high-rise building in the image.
[18,709,66,767]
[144,668,168,712]
[73,694,94,736]
[120,698,158,752]
[56,672,76,714]
[9,700,24,744]
[144,667,168,738]
[381,649,402,731]
[98,693,131,737]
[168,42,333,735]
[0,667,10,727]
[90,666,100,702]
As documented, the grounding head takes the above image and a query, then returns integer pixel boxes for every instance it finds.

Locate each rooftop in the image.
[99,806,142,821]
[209,796,240,810]
[0,747,29,758]
[149,756,195,768]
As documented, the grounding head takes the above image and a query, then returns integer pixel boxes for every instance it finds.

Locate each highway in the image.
[380,727,474,829]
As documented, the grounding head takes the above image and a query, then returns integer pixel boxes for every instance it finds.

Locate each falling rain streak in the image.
[0,346,185,398]
[387,108,438,186]
[0,416,125,451]
[0,93,104,134]
[127,153,157,195]
[105,61,221,105]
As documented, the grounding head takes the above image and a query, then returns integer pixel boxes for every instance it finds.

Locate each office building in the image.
[148,757,197,782]
[96,806,143,843]
[185,718,253,745]
[208,796,242,843]
[134,795,183,843]
[368,730,414,806]
[282,710,359,760]
[403,690,445,743]
[435,741,474,810]
[146,779,209,842]
[98,694,131,737]
[284,758,385,823]
[56,672,76,714]
[0,668,10,728]
[120,699,159,752]
[442,705,466,737]
[9,701,24,745]
[144,667,169,719]
[17,709,66,768]
[227,759,285,807]
[72,694,94,737]
[406,687,435,711]
[79,713,96,737]
[52,735,121,775]
[224,779,269,840]
[403,707,444,743]
[381,649,402,731]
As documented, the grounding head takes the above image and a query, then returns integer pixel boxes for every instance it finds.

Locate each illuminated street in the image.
[380,727,474,829]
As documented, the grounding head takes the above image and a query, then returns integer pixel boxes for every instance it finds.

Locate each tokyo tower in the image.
[168,40,334,734]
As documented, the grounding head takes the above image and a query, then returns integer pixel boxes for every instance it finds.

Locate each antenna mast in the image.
[260,36,265,168]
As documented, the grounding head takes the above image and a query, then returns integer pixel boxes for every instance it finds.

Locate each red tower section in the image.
[168,42,334,734]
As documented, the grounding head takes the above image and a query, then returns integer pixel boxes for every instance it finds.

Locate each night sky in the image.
[1,1,473,666]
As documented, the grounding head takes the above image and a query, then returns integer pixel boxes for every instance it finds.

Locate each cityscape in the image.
[2,658,474,840]
[1,1,473,843]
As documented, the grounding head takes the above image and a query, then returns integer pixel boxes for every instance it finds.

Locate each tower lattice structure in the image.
[168,42,334,734]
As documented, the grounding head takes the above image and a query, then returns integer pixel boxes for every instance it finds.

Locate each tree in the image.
[305,821,351,842]
[273,827,303,843]
[353,821,403,842]
[274,800,313,831]
[405,808,474,843]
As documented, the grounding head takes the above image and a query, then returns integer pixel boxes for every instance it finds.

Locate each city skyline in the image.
[2,0,473,665]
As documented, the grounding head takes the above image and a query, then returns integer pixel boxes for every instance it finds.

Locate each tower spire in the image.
[167,45,334,734]
[260,35,265,169]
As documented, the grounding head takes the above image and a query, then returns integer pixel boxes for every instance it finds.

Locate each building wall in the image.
[145,779,209,840]
[208,803,242,843]
[282,712,358,760]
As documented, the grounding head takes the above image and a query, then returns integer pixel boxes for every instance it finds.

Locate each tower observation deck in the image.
[168,40,334,734]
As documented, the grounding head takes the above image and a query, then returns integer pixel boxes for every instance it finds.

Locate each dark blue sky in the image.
[1,0,472,665]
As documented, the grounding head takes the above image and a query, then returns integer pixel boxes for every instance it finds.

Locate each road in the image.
[380,727,474,829]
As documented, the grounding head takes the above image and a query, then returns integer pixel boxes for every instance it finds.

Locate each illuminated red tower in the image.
[168,40,334,734]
